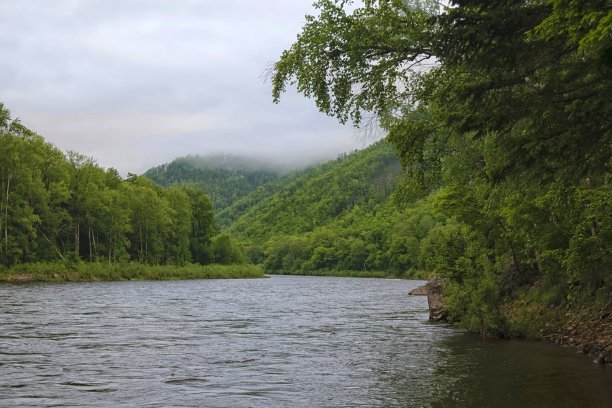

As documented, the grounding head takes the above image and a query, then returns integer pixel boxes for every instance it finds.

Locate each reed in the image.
[0,262,264,282]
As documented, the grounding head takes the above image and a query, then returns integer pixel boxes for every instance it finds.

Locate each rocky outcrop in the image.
[425,277,447,321]
[542,308,612,364]
[408,277,447,321]
[411,277,610,364]
[408,285,428,296]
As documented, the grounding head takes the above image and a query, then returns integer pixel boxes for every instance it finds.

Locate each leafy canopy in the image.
[273,0,611,334]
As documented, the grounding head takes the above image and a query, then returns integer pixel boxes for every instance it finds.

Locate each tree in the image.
[99,186,132,263]
[273,0,610,184]
[126,177,171,264]
[212,234,245,265]
[186,187,215,264]
[273,0,611,333]
[164,187,192,265]
[0,112,47,265]
[0,102,228,269]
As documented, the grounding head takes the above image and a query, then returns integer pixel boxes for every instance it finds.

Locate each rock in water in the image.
[425,277,447,322]
[408,285,428,296]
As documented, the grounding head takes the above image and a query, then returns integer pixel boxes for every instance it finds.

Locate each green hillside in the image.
[215,171,304,229]
[217,141,444,276]
[144,155,281,211]
[142,141,431,276]
[224,141,400,241]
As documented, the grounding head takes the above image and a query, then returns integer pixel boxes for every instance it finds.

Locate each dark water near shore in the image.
[1,275,610,407]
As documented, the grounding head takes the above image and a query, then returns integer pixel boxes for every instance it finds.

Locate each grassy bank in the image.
[269,269,430,279]
[0,262,264,282]
[436,275,612,362]
[498,298,611,363]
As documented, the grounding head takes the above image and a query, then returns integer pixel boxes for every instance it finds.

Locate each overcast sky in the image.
[0,0,379,174]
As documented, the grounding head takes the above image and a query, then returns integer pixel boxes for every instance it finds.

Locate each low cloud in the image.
[0,1,380,174]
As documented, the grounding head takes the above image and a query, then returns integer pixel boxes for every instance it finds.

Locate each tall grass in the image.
[0,262,264,282]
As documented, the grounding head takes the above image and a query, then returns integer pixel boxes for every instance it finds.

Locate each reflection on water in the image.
[0,276,609,407]
[426,335,612,408]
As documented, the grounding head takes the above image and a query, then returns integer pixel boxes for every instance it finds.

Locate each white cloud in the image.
[0,0,381,175]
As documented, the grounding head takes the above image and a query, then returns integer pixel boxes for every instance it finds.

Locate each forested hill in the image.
[223,140,401,243]
[144,141,442,277]
[144,155,281,211]
[217,141,444,276]
[269,0,611,349]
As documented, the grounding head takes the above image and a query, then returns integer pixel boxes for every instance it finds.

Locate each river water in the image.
[1,275,610,407]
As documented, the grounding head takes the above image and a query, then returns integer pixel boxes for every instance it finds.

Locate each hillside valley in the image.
[144,154,283,212]
[144,141,445,277]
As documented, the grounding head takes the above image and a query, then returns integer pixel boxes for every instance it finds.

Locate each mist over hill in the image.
[143,140,441,277]
[171,154,289,173]
[143,154,285,211]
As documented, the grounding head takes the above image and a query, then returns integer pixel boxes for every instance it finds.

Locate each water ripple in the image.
[0,276,610,407]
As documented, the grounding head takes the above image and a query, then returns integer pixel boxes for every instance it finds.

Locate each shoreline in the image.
[410,280,612,364]
[267,269,429,279]
[539,306,612,364]
[0,262,265,283]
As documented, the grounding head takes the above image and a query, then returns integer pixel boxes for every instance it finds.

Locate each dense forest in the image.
[221,142,442,276]
[271,0,611,336]
[144,155,282,211]
[0,104,246,273]
[148,141,455,280]
[147,141,436,277]
[225,142,400,241]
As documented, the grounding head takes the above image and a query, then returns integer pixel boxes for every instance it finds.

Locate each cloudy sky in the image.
[0,0,378,174]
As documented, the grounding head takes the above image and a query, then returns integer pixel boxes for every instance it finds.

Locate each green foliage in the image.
[215,171,306,229]
[186,187,216,264]
[0,103,237,271]
[164,187,193,265]
[272,0,436,125]
[225,141,401,242]
[144,155,281,212]
[218,142,446,278]
[212,234,246,264]
[274,0,611,337]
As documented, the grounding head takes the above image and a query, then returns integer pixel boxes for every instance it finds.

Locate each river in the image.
[1,275,610,407]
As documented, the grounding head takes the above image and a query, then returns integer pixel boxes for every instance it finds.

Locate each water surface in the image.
[1,275,610,407]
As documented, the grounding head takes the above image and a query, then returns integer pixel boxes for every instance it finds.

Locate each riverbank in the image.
[501,300,612,364]
[4,274,608,407]
[0,262,264,282]
[269,269,430,279]
[412,277,611,363]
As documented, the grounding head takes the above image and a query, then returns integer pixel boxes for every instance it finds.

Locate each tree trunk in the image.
[5,176,10,243]
[0,179,4,256]
[36,225,64,261]
[4,175,11,261]
[75,214,80,257]
[139,224,143,263]
[88,225,92,262]
[508,239,522,276]
[95,230,99,258]
[108,230,112,264]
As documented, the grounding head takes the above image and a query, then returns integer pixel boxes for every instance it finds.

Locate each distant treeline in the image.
[0,103,244,268]
[144,155,281,212]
